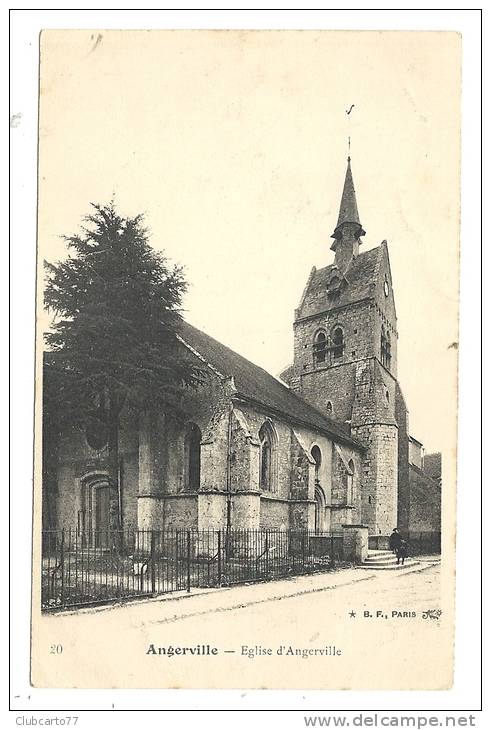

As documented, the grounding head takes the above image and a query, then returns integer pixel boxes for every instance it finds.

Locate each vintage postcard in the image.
[31,29,460,690]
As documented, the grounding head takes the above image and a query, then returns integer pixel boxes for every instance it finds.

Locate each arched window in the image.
[314,486,326,532]
[346,459,355,506]
[259,422,276,491]
[326,401,333,416]
[313,331,327,364]
[184,422,201,491]
[311,445,322,483]
[332,326,344,360]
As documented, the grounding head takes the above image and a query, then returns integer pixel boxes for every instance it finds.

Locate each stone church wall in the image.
[46,367,365,534]
[408,466,441,533]
[259,497,290,529]
[299,363,355,424]
[395,384,410,531]
[352,422,398,535]
[292,300,375,385]
[163,495,198,530]
[53,409,141,532]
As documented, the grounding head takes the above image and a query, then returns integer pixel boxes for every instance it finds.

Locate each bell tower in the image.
[283,156,403,536]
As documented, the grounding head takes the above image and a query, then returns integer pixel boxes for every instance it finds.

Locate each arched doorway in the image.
[93,483,113,547]
[81,473,116,548]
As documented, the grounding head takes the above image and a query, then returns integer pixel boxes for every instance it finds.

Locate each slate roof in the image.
[178,320,362,449]
[334,157,362,232]
[297,245,382,319]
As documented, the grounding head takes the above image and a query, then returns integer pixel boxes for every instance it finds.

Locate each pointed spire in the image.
[331,157,365,240]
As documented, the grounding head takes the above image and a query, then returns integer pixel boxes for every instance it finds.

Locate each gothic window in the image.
[259,422,276,491]
[313,330,327,364]
[332,326,344,360]
[311,445,322,483]
[346,459,355,506]
[314,486,326,533]
[184,422,201,491]
[326,401,333,416]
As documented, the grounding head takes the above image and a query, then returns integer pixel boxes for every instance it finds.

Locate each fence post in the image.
[150,530,156,594]
[187,530,191,593]
[265,532,269,576]
[330,532,336,568]
[140,533,145,592]
[217,530,222,586]
[60,528,65,608]
[175,531,180,590]
[301,531,306,570]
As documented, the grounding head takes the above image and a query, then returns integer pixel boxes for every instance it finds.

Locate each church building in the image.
[42,157,441,541]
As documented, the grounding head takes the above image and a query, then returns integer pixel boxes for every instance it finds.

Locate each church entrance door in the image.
[94,484,113,548]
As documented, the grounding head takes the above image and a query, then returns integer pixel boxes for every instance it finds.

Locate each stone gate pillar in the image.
[341,524,369,564]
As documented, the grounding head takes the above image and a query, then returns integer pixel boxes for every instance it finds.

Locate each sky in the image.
[37,30,461,454]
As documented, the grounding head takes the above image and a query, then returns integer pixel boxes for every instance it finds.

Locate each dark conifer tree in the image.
[44,201,201,531]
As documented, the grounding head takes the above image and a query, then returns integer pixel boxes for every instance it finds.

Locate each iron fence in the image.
[41,528,344,611]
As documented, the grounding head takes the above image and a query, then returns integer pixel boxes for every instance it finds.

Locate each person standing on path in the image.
[389,528,402,554]
[396,539,409,565]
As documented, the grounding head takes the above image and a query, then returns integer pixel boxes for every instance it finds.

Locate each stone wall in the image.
[351,359,397,427]
[231,493,261,529]
[352,422,398,535]
[289,502,313,530]
[163,495,198,530]
[290,300,376,422]
[53,409,140,532]
[200,403,363,532]
[298,362,355,424]
[342,524,369,563]
[198,491,228,531]
[395,384,410,531]
[47,371,365,534]
[373,241,398,376]
[408,465,441,532]
[259,497,290,529]
[292,300,376,379]
[290,430,313,500]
